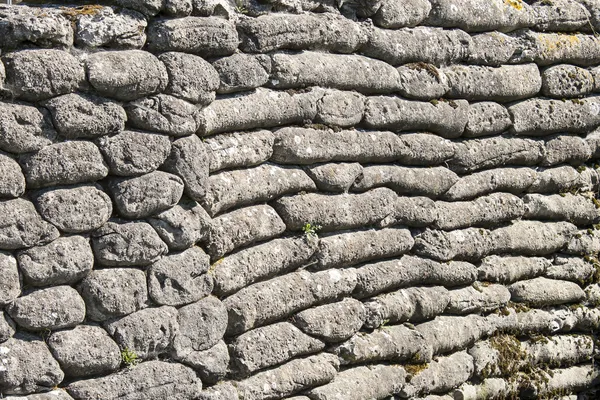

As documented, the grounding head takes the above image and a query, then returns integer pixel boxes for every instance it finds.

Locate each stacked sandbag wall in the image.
[0,0,599,399]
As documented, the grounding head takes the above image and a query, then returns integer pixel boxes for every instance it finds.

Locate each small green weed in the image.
[121,347,140,368]
[302,223,322,239]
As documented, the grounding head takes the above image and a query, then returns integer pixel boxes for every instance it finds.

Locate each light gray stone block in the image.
[7,286,85,331]
[0,198,59,250]
[79,268,148,322]
[86,50,168,101]
[43,93,126,140]
[33,185,112,233]
[207,204,286,258]
[17,236,93,287]
[3,49,83,101]
[224,269,357,335]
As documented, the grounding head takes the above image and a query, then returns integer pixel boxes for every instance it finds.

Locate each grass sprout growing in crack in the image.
[121,347,140,368]
[302,222,322,240]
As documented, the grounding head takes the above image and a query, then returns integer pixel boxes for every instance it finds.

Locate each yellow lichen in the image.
[504,0,524,10]
[60,5,104,19]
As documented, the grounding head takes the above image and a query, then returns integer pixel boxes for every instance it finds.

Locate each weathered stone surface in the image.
[364,26,471,66]
[173,296,228,358]
[203,164,315,216]
[509,277,585,306]
[444,64,541,102]
[546,255,595,282]
[163,135,210,201]
[510,97,600,136]
[308,364,405,400]
[17,236,93,286]
[20,141,108,189]
[530,165,596,194]
[7,286,85,331]
[105,306,178,360]
[565,228,600,255]
[86,50,168,101]
[542,64,594,98]
[0,252,20,306]
[148,200,210,251]
[109,171,184,219]
[230,322,325,375]
[274,188,395,232]
[78,268,148,322]
[0,5,73,49]
[91,220,167,267]
[354,256,477,298]
[159,51,219,104]
[426,0,533,32]
[478,255,550,284]
[47,325,120,378]
[416,315,492,355]
[196,382,239,400]
[542,134,591,166]
[212,53,269,94]
[363,96,469,138]
[175,340,228,384]
[402,351,474,398]
[115,0,164,16]
[148,247,212,306]
[513,31,600,67]
[0,335,64,395]
[269,52,400,94]
[212,237,317,296]
[74,7,147,49]
[396,63,449,100]
[532,0,591,31]
[468,31,522,66]
[363,286,450,328]
[446,283,511,314]
[378,196,438,227]
[98,130,171,177]
[34,185,112,233]
[43,93,126,140]
[464,102,512,137]
[492,220,577,256]
[0,154,25,199]
[373,0,432,28]
[125,95,201,137]
[205,130,274,173]
[0,198,59,250]
[238,13,366,53]
[414,228,493,261]
[67,361,202,400]
[271,127,403,165]
[434,193,525,230]
[147,17,238,56]
[397,133,456,165]
[235,353,338,400]
[449,136,544,173]
[0,311,15,343]
[292,298,364,343]
[523,193,599,225]
[3,49,83,101]
[355,166,457,199]
[207,204,285,258]
[444,168,536,200]
[225,269,357,335]
[315,228,413,270]
[0,102,56,154]
[307,163,363,193]
[197,88,319,135]
[313,90,364,127]
[333,323,431,365]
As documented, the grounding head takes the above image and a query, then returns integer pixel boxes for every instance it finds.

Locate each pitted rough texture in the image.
[3,1,600,398]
